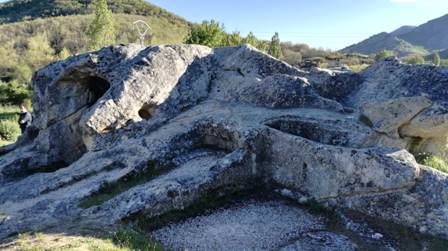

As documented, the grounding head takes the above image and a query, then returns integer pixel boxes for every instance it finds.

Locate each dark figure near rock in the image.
[18,102,32,133]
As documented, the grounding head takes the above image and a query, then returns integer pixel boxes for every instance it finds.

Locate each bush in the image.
[0,81,32,105]
[406,55,425,65]
[185,20,226,48]
[416,154,448,173]
[349,64,369,72]
[0,119,20,141]
[375,50,393,60]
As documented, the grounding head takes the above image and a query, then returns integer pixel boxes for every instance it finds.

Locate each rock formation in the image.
[1,44,448,248]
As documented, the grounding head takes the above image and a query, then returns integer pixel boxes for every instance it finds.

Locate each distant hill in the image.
[340,31,428,57]
[341,14,448,57]
[399,14,448,50]
[0,0,191,86]
[0,0,189,25]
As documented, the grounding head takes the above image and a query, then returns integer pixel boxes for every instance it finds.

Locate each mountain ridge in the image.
[341,13,448,57]
[0,0,190,25]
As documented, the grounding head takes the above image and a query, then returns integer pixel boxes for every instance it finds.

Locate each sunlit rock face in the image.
[0,45,448,244]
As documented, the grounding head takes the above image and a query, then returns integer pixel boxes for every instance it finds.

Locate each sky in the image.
[149,0,448,50]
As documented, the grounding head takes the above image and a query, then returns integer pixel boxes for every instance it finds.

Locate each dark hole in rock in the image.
[138,103,156,120]
[86,76,110,107]
[266,118,350,146]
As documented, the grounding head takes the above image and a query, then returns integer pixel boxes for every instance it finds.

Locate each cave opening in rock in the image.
[85,76,110,107]
[138,103,156,120]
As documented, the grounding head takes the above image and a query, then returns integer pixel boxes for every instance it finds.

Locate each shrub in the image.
[185,20,226,48]
[406,55,425,65]
[375,50,393,60]
[349,64,369,72]
[416,153,448,173]
[0,119,20,141]
[0,81,32,105]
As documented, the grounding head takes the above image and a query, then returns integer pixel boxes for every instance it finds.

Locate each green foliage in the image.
[0,81,32,105]
[224,31,243,46]
[25,33,56,68]
[0,119,20,141]
[58,47,72,60]
[243,32,257,47]
[375,50,393,60]
[416,154,448,173]
[256,40,270,52]
[113,228,163,251]
[87,0,116,50]
[0,13,190,96]
[185,20,226,48]
[268,32,282,59]
[0,0,189,25]
[406,55,425,64]
[349,64,369,72]
[0,105,22,145]
[432,52,441,66]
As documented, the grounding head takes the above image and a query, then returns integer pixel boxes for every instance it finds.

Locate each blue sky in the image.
[149,0,448,49]
[0,0,447,49]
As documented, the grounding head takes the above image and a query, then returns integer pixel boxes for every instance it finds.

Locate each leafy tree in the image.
[87,0,116,50]
[268,32,282,59]
[406,55,425,64]
[0,81,32,105]
[185,20,225,48]
[224,31,243,46]
[243,32,258,47]
[256,40,270,53]
[25,34,56,69]
[432,52,441,66]
[375,50,393,60]
[12,64,33,86]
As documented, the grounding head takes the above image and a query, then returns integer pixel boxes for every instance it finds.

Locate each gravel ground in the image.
[152,200,327,251]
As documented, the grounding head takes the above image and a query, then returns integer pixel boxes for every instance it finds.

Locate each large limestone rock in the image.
[1,45,448,248]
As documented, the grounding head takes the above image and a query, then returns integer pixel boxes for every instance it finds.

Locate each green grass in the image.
[0,105,20,145]
[7,228,163,251]
[416,153,448,173]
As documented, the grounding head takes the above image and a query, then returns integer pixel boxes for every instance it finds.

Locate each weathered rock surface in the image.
[1,44,448,248]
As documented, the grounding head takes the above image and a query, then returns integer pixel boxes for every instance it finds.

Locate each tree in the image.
[25,34,55,69]
[87,0,116,50]
[375,50,393,60]
[433,52,441,66]
[224,31,243,46]
[268,32,282,59]
[406,55,425,65]
[185,20,226,48]
[243,32,258,47]
[254,40,269,53]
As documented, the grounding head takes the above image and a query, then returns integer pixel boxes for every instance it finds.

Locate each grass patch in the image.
[5,227,163,251]
[79,161,173,209]
[416,154,448,173]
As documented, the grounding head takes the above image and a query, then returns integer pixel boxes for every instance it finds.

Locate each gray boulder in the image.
[1,44,448,248]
